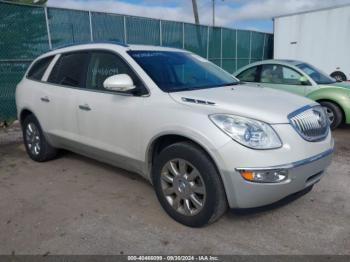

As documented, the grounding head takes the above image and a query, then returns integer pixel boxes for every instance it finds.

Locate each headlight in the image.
[209,114,282,149]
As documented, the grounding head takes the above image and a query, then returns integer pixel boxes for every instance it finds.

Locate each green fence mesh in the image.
[0,2,49,59]
[0,1,273,121]
[48,8,91,48]
[251,32,265,59]
[184,23,208,58]
[161,20,183,49]
[91,12,125,43]
[222,28,237,73]
[126,16,160,45]
[0,61,30,121]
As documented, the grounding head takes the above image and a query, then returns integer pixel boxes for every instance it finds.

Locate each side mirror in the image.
[103,74,135,92]
[299,76,310,85]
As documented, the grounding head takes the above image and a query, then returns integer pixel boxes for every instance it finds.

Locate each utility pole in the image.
[212,0,215,27]
[192,0,200,25]
[212,0,224,27]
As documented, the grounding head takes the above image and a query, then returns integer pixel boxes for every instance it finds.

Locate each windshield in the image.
[128,51,238,92]
[296,63,336,85]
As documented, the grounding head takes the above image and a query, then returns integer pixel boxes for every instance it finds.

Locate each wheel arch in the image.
[330,71,347,81]
[19,108,34,126]
[316,98,346,124]
[146,133,224,185]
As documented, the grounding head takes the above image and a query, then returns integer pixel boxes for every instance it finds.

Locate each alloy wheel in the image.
[160,159,206,216]
[323,106,335,124]
[25,123,41,156]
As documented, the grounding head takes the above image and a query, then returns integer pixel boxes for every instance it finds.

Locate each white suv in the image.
[16,43,334,227]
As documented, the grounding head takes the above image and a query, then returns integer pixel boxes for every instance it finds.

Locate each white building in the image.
[274,4,350,81]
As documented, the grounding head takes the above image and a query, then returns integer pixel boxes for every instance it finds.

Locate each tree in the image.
[7,0,48,5]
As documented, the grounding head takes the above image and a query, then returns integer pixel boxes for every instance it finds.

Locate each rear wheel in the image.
[330,71,347,82]
[152,142,227,227]
[22,114,58,162]
[319,101,343,129]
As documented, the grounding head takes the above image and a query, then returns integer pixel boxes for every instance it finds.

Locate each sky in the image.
[48,0,350,32]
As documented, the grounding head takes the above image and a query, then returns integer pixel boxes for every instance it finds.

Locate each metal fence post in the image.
[206,26,210,59]
[235,29,238,72]
[89,11,93,42]
[123,16,127,44]
[44,7,52,50]
[220,27,223,68]
[249,31,252,64]
[182,22,185,49]
[262,33,267,60]
[159,20,162,46]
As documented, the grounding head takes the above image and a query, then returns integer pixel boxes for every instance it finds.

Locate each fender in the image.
[307,88,350,124]
[144,127,231,181]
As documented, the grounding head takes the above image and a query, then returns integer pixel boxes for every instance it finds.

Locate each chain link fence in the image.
[0,1,273,121]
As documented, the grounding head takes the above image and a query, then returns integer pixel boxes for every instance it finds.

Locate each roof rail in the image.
[52,41,129,50]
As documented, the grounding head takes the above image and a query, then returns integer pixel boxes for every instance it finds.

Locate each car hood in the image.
[169,85,315,124]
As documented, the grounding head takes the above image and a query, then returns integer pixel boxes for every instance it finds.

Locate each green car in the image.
[234,60,350,129]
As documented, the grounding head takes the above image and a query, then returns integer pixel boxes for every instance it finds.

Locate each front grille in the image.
[288,105,329,142]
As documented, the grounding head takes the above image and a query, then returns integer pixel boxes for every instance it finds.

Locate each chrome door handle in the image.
[79,104,91,111]
[40,96,50,102]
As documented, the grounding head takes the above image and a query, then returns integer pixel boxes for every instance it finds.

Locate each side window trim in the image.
[256,65,262,82]
[42,54,61,82]
[44,49,149,97]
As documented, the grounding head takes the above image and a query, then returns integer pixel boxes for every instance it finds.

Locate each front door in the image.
[76,50,147,173]
[259,64,306,96]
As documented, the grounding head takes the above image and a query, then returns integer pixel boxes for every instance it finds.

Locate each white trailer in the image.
[273,4,350,81]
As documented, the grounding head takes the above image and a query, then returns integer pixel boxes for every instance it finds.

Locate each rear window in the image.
[27,56,54,81]
[48,52,90,88]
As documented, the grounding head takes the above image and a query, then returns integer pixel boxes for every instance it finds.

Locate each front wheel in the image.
[319,101,343,129]
[152,142,227,227]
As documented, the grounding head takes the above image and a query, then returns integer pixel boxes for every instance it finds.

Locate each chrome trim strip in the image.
[235,147,334,171]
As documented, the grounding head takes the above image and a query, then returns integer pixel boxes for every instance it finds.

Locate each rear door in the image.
[24,55,56,132]
[45,51,90,146]
[258,64,306,96]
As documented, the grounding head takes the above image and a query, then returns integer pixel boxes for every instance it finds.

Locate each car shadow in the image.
[229,185,313,216]
[339,124,350,130]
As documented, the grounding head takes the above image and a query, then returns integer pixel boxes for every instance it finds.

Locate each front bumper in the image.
[225,148,333,208]
[215,123,334,209]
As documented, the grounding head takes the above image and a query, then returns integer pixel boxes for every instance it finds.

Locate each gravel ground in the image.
[0,126,349,255]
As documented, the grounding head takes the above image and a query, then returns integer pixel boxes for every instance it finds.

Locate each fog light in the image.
[239,169,288,183]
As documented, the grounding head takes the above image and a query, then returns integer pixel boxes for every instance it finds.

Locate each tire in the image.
[330,71,347,82]
[152,142,227,227]
[22,114,58,162]
[319,101,343,129]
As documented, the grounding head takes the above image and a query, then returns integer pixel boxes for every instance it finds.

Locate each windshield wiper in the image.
[215,82,240,87]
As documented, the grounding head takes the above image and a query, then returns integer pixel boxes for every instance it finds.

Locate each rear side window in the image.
[27,56,54,81]
[48,52,89,88]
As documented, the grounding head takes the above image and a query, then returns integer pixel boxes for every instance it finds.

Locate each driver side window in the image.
[260,64,303,85]
[237,66,259,82]
[86,52,141,92]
